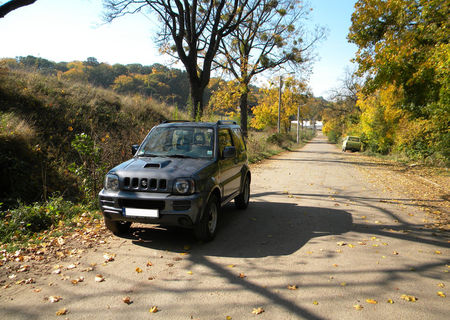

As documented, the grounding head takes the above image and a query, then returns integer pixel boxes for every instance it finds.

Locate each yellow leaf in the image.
[387,299,394,304]
[348,244,355,248]
[312,301,319,305]
[438,283,445,288]
[136,267,142,273]
[187,271,193,275]
[287,285,298,290]
[149,306,158,313]
[401,294,417,302]
[56,308,67,316]
[252,307,264,314]
[340,282,347,286]
[437,291,446,297]
[227,264,236,268]
[333,264,338,267]
[366,299,377,304]
[226,317,232,320]
[353,304,363,310]
[435,250,442,254]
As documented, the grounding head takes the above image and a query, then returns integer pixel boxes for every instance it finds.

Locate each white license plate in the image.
[123,208,159,218]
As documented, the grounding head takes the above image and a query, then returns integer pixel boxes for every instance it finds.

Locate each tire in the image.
[235,176,250,210]
[104,217,131,235]
[194,195,219,242]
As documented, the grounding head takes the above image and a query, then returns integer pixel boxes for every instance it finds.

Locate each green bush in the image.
[0,195,84,244]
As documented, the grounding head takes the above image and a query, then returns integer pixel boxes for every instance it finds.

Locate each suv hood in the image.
[110,157,213,179]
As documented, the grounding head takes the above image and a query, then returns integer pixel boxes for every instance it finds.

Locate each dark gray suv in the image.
[98,120,251,241]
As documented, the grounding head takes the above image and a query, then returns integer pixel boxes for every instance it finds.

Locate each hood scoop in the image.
[144,160,171,169]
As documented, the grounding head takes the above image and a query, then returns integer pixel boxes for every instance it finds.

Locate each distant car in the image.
[98,120,251,241]
[342,136,361,152]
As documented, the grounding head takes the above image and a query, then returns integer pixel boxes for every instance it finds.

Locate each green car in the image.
[342,136,361,152]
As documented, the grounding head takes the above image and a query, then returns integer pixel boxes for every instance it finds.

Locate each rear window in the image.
[349,137,360,142]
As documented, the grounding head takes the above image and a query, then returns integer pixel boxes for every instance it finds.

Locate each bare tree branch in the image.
[0,0,36,18]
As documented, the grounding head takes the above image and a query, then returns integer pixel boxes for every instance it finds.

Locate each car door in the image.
[218,128,241,199]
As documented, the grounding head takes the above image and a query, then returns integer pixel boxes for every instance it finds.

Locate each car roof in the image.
[157,121,240,129]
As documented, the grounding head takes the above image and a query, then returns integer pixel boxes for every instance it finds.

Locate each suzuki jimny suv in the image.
[98,120,251,241]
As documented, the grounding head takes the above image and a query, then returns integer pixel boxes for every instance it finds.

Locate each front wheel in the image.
[194,195,219,242]
[235,176,250,210]
[104,217,131,235]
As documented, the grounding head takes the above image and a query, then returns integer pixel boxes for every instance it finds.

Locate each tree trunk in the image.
[239,85,249,137]
[189,79,204,120]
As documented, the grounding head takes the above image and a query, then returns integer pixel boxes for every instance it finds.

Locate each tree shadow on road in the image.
[126,202,353,258]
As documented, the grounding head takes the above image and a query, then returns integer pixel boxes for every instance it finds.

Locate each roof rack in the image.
[217,120,237,125]
[161,120,191,123]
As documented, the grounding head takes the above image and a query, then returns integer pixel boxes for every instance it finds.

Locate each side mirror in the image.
[131,144,140,156]
[222,146,236,159]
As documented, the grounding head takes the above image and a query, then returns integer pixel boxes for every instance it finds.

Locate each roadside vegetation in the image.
[321,0,449,167]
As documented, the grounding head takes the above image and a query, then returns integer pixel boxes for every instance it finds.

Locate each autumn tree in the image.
[0,0,36,18]
[215,0,325,135]
[251,76,306,132]
[104,0,260,120]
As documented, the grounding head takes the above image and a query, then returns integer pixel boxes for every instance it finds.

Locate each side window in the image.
[218,129,233,155]
[231,128,246,152]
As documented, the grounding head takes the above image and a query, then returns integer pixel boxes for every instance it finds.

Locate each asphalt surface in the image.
[1,133,449,319]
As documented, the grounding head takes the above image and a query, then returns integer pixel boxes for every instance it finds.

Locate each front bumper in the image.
[98,189,205,228]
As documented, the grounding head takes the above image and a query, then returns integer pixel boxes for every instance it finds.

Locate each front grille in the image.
[173,200,191,211]
[122,177,168,192]
[99,196,115,207]
[119,199,165,210]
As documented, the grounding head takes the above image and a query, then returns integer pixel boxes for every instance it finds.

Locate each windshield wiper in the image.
[166,154,194,158]
[138,153,159,157]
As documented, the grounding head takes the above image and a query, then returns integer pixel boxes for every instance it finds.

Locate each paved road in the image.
[2,133,449,319]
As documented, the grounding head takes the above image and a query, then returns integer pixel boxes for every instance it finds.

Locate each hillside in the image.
[0,67,176,208]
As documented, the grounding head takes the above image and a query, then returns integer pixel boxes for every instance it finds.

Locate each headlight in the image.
[105,174,119,191]
[173,178,195,195]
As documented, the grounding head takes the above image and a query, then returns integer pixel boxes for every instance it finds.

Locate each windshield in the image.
[137,126,215,159]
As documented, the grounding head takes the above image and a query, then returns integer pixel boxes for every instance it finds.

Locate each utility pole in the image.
[297,104,300,144]
[278,76,283,134]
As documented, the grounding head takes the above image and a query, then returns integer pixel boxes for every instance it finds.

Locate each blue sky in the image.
[0,0,358,98]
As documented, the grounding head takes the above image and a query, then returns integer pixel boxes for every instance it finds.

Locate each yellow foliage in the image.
[209,80,241,118]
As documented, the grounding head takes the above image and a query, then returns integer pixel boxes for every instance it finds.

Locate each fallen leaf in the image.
[67,264,76,270]
[103,253,115,262]
[227,264,236,268]
[149,306,158,313]
[123,296,132,304]
[353,304,363,310]
[340,282,347,286]
[187,271,193,275]
[251,307,264,314]
[437,291,446,297]
[312,301,319,305]
[55,308,67,316]
[393,251,399,255]
[336,241,346,246]
[95,274,105,282]
[226,316,232,320]
[146,261,153,267]
[239,273,246,278]
[136,267,143,273]
[366,299,377,304]
[52,269,61,275]
[438,283,445,288]
[387,299,394,304]
[48,296,61,303]
[333,264,338,267]
[287,285,298,290]
[401,294,417,302]
[435,250,442,254]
